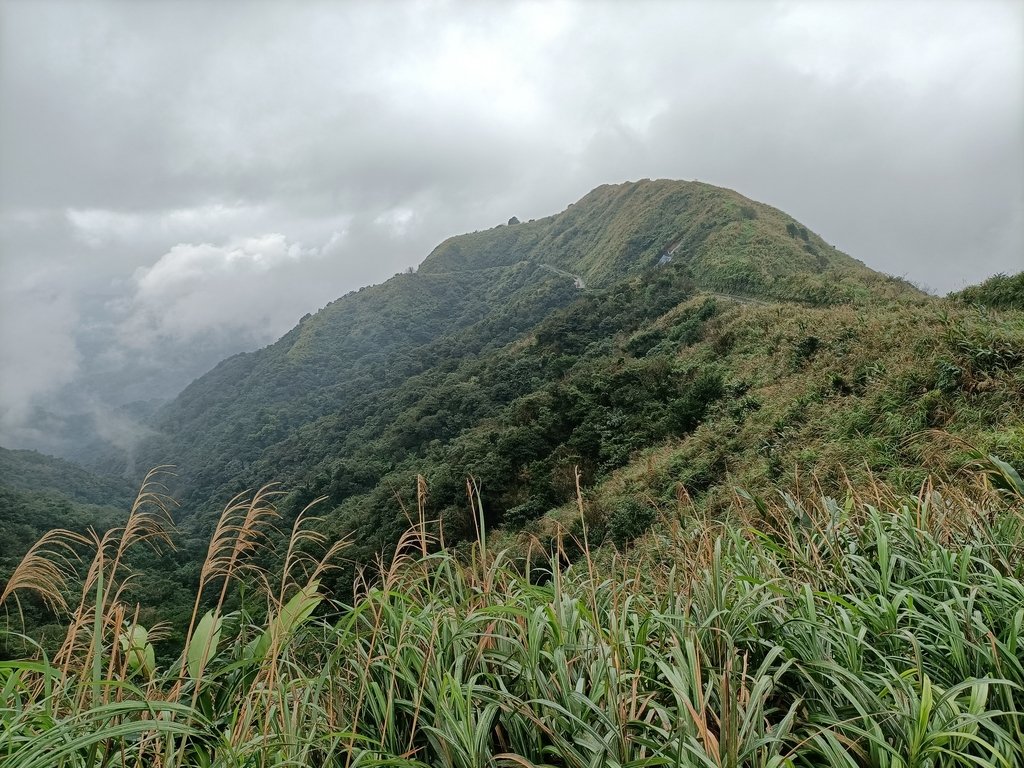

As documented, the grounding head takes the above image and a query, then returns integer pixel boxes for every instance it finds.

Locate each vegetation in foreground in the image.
[2,458,1023,767]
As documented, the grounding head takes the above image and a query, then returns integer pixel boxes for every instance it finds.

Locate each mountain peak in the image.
[103,179,923,511]
[420,178,915,303]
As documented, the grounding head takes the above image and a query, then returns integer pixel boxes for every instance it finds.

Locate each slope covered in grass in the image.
[952,272,1024,312]
[238,269,1019,590]
[1,467,1021,766]
[420,179,909,302]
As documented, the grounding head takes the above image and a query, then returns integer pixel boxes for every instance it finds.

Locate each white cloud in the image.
[119,232,342,346]
[374,207,416,238]
[0,286,79,433]
[66,208,143,246]
[66,203,268,247]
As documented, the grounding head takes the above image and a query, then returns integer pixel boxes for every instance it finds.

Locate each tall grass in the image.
[1,466,1022,767]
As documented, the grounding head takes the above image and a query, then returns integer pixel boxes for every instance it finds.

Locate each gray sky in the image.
[1,0,1022,450]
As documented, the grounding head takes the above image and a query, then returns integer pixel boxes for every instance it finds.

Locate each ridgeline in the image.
[2,177,1022,649]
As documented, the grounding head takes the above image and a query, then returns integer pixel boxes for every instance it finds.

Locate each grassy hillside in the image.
[1,179,1022,765]
[126,180,922,511]
[952,271,1024,311]
[54,180,1015,603]
[0,468,1021,766]
[422,179,913,301]
[307,280,1022,589]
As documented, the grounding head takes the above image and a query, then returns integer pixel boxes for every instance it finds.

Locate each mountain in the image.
[2,178,1021,762]
[5,179,1022,631]
[95,179,1021,573]
[418,179,904,299]
[128,180,915,500]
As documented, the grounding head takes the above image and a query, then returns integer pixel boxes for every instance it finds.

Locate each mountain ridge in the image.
[3,178,1021,650]
[125,179,919,509]
[419,179,913,300]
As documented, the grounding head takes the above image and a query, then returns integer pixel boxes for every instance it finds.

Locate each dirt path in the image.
[540,263,586,289]
[704,291,773,307]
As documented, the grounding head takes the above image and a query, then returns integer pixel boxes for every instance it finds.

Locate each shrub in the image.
[792,335,821,367]
[952,271,1024,311]
[606,496,657,547]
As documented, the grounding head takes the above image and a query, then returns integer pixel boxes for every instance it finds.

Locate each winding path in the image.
[539,263,586,289]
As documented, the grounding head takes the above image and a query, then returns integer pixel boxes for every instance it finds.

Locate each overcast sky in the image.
[1,0,1022,450]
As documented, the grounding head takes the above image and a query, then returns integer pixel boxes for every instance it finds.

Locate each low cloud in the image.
[0,286,79,437]
[118,232,342,346]
[66,203,269,248]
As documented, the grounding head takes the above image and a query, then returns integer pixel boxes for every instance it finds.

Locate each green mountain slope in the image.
[0,450,139,650]
[0,447,135,507]
[422,179,910,300]
[0,447,135,563]
[4,177,1022,646]
[952,271,1024,311]
[131,180,918,506]
[134,260,580,504]
[107,178,1020,580]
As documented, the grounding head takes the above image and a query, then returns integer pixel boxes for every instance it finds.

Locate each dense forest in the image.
[1,180,1022,766]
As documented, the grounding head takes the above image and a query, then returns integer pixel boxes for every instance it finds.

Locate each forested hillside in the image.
[3,179,1022,648]
[2,179,1023,766]
[127,179,921,506]
[0,447,135,507]
[0,449,138,652]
